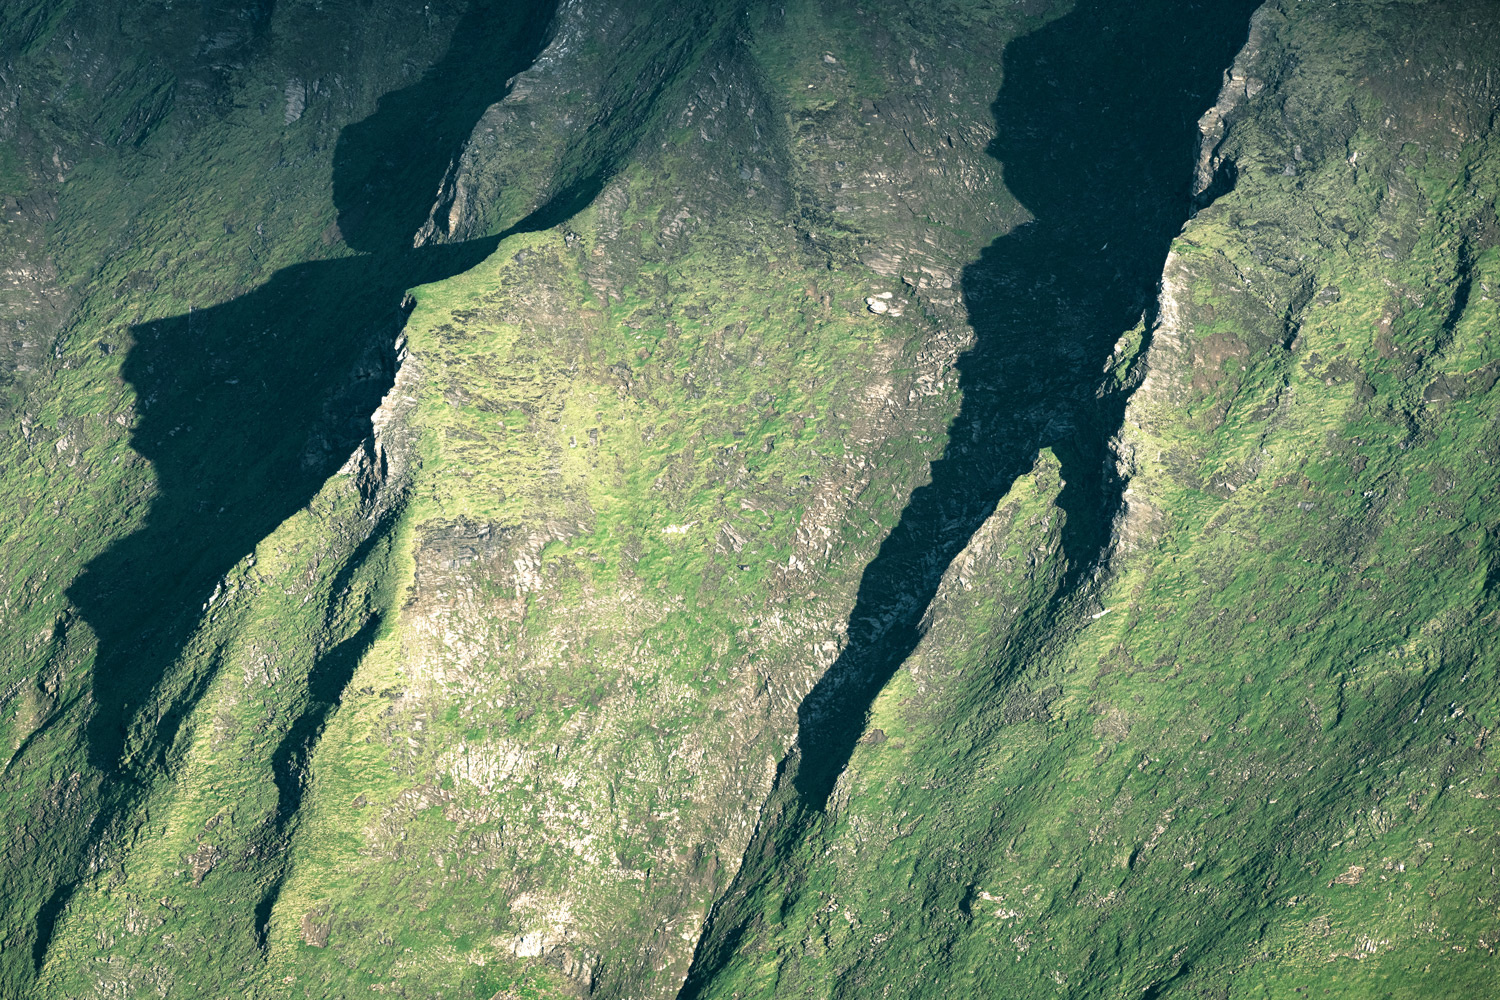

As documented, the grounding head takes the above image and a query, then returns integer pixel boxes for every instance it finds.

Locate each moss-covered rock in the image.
[0,1,1495,998]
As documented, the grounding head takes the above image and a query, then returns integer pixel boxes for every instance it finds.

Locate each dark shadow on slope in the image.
[70,239,493,777]
[72,0,555,777]
[680,5,1258,993]
[787,0,1260,810]
[33,0,559,972]
[332,0,550,253]
[35,0,727,966]
[255,563,388,948]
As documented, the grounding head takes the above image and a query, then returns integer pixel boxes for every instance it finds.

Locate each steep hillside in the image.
[0,1,1495,999]
[685,2,1500,997]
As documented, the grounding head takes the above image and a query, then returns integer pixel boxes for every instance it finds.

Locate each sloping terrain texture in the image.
[0,1,1495,998]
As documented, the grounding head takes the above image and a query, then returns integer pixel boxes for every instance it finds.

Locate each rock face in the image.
[0,1,1496,999]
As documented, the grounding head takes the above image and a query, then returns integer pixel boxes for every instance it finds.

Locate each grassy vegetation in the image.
[0,0,1496,998]
[682,3,1500,998]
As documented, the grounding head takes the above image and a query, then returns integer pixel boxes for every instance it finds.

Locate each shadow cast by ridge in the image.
[678,5,1260,993]
[69,239,500,774]
[789,0,1260,806]
[68,0,555,777]
[33,0,701,968]
[31,2,559,972]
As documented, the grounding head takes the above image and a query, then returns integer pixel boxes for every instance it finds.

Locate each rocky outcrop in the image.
[2,2,1497,1000]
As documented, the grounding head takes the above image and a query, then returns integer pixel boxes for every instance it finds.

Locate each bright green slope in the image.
[0,1,1495,999]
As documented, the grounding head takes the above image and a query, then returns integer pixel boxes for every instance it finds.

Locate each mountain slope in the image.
[685,2,1500,997]
[0,1,1495,999]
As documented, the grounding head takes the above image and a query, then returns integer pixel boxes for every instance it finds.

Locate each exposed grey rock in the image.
[283,79,306,124]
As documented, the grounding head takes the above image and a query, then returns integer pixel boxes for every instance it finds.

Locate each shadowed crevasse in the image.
[681,1,1258,992]
[72,0,556,779]
[34,0,560,970]
[34,0,741,968]
[254,542,388,947]
[791,0,1262,807]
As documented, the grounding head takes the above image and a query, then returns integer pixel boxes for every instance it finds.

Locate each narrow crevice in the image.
[269,503,405,834]
[680,2,1260,993]
[29,801,115,972]
[252,877,282,952]
[269,608,384,832]
[248,507,404,953]
[254,605,387,950]
[788,0,1262,813]
[249,519,394,950]
[31,880,71,972]
[1435,245,1473,356]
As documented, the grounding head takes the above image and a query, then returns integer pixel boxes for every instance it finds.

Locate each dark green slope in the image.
[0,1,1495,999]
[686,2,1500,998]
[684,0,1261,984]
[3,1,747,994]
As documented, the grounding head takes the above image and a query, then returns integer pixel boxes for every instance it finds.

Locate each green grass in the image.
[679,4,1500,998]
[2,0,1498,998]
